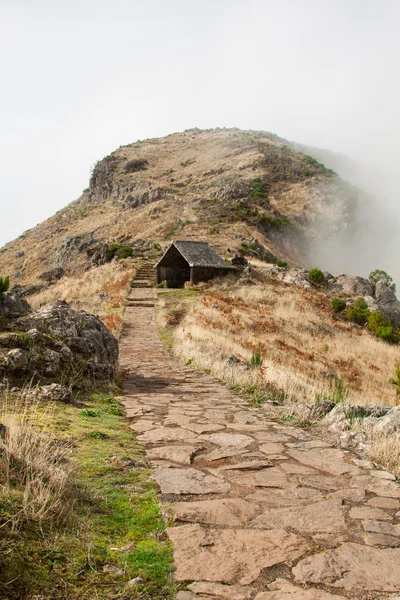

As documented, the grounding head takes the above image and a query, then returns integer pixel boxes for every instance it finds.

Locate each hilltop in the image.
[0,128,385,323]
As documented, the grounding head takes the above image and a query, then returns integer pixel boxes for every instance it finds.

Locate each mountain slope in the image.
[0,129,365,284]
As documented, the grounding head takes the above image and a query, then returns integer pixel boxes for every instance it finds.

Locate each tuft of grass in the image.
[248,346,263,369]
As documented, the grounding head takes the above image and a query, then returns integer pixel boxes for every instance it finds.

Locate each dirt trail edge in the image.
[119,288,400,600]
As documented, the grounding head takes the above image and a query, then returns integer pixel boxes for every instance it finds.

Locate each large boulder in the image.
[277,268,312,289]
[0,300,118,387]
[0,292,31,319]
[28,301,118,378]
[374,281,400,326]
[328,274,374,296]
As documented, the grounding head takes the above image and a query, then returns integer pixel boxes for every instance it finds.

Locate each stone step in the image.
[126,303,155,308]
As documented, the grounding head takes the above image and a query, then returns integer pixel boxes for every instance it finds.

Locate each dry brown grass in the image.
[167,280,400,407]
[30,261,134,336]
[0,388,75,525]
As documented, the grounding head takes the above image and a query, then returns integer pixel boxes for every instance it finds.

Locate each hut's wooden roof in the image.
[156,241,233,269]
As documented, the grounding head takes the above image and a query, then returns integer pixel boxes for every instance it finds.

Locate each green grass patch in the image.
[0,392,176,600]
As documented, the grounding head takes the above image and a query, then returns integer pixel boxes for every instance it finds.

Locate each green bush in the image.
[276,260,287,268]
[251,178,268,200]
[106,243,133,261]
[258,215,289,227]
[241,242,249,249]
[392,364,400,401]
[376,325,396,342]
[346,297,370,325]
[308,268,324,284]
[369,269,396,293]
[117,245,133,259]
[0,276,10,298]
[124,158,148,173]
[331,297,346,313]
[153,243,161,251]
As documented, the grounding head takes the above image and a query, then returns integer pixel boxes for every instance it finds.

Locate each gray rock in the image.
[277,268,312,289]
[38,267,64,282]
[375,281,400,326]
[28,301,118,378]
[0,292,31,319]
[5,348,29,370]
[372,406,400,435]
[38,383,73,403]
[329,274,374,296]
[324,404,350,432]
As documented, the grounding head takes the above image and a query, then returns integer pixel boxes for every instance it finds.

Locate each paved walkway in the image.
[119,288,400,600]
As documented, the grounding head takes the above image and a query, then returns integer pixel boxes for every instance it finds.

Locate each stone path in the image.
[119,288,400,600]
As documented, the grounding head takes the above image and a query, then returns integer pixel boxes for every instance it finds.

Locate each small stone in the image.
[362,520,400,536]
[102,564,124,576]
[364,533,400,547]
[253,432,292,443]
[349,506,393,521]
[218,459,272,471]
[153,468,230,495]
[38,383,73,403]
[126,576,144,587]
[367,497,400,509]
[183,423,225,434]
[147,445,200,465]
[5,348,29,370]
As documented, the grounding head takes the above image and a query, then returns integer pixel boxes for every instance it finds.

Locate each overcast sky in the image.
[1,0,399,247]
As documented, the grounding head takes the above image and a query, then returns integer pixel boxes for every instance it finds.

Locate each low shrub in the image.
[308,268,324,284]
[276,260,287,268]
[392,364,400,400]
[153,243,161,251]
[251,178,268,200]
[106,243,133,261]
[331,297,346,313]
[347,297,370,325]
[367,311,397,342]
[124,158,148,173]
[0,276,10,297]
[117,245,133,259]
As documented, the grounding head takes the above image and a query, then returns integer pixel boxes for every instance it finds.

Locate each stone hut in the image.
[155,240,235,287]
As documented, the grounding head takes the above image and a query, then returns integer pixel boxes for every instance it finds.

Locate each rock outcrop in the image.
[0,298,118,387]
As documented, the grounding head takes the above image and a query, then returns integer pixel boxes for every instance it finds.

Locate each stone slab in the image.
[146,445,201,465]
[137,427,198,444]
[255,578,348,599]
[293,543,400,591]
[349,506,393,521]
[250,498,346,534]
[172,498,259,526]
[287,448,359,477]
[188,581,255,600]
[168,524,310,585]
[153,468,230,495]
